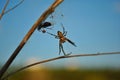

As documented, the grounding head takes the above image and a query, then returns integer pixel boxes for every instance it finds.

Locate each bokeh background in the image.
[0,0,120,80]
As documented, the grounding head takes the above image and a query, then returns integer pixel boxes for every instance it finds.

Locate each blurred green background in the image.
[1,65,120,80]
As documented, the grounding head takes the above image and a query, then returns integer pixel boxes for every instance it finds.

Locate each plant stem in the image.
[0,0,9,20]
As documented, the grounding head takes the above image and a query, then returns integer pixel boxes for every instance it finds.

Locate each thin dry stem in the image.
[2,52,120,80]
[4,0,24,15]
[0,0,24,20]
[0,0,10,20]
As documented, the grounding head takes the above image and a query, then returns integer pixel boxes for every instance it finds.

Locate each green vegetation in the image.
[6,68,120,80]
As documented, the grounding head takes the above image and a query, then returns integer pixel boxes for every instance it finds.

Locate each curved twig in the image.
[2,52,120,80]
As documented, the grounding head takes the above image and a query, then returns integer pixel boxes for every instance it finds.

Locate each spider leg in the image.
[61,23,67,36]
[46,32,58,39]
[67,38,77,47]
[60,42,66,56]
[63,31,67,36]
[59,41,62,55]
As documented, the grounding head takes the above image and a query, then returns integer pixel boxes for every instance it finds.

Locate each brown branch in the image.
[2,52,120,80]
[0,0,10,20]
[0,0,64,79]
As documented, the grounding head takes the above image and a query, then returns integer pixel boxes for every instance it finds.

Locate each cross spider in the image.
[46,24,77,56]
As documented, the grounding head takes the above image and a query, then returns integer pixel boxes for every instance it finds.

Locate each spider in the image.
[37,21,52,33]
[46,24,77,56]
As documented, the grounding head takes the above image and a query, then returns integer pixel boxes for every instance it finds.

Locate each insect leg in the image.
[37,22,43,31]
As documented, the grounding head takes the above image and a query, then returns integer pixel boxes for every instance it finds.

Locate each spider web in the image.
[46,4,64,29]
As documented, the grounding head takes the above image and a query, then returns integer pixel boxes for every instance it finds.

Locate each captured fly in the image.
[37,22,52,33]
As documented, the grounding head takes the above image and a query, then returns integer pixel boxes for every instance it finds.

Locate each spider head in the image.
[57,31,64,38]
[57,31,62,35]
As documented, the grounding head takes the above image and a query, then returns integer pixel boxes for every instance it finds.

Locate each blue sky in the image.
[0,0,120,69]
